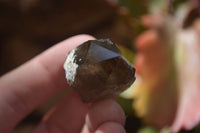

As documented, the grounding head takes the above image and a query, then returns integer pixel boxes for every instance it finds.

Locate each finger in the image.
[32,91,89,133]
[82,122,125,133]
[95,122,126,133]
[0,34,95,132]
[85,98,126,133]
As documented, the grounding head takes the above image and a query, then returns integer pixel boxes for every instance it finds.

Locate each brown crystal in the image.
[64,39,135,103]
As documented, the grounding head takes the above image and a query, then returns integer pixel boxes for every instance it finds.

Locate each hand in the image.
[0,35,126,133]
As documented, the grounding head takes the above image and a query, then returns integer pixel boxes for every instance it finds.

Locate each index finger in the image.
[0,34,95,132]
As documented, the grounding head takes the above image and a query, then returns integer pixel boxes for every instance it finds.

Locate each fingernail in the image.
[95,130,103,133]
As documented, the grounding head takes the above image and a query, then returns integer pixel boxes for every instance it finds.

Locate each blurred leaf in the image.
[137,126,157,133]
[194,124,200,133]
[118,45,135,64]
[174,0,187,9]
[149,0,188,14]
[149,0,167,14]
[116,96,134,116]
[120,82,135,99]
[180,123,200,133]
[160,128,171,133]
[118,0,147,18]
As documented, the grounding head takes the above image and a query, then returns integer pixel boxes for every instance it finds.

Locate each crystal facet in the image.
[64,39,135,103]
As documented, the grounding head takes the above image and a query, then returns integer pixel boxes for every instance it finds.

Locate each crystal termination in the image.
[64,39,135,103]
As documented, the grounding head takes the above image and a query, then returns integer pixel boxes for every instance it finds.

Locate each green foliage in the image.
[137,126,157,133]
[116,96,135,116]
[180,123,200,133]
[137,126,172,133]
[174,0,187,9]
[118,0,147,18]
[118,45,135,64]
[149,0,167,14]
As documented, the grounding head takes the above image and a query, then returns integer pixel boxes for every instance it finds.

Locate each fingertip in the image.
[39,34,95,63]
[69,34,95,40]
[86,98,126,132]
[95,122,126,133]
[61,34,95,50]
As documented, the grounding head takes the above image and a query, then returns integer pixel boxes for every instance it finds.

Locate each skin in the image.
[0,35,126,133]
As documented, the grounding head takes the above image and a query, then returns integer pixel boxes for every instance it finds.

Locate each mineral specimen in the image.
[63,39,135,103]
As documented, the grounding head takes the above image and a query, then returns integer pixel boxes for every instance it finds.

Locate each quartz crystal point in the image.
[63,39,135,103]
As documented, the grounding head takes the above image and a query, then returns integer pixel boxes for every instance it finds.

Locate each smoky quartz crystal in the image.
[63,39,135,103]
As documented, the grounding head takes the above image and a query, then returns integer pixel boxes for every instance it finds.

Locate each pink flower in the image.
[132,13,200,132]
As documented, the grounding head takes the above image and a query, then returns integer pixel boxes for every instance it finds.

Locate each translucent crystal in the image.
[64,39,135,103]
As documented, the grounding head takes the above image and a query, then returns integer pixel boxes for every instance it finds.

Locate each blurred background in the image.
[1,0,200,133]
